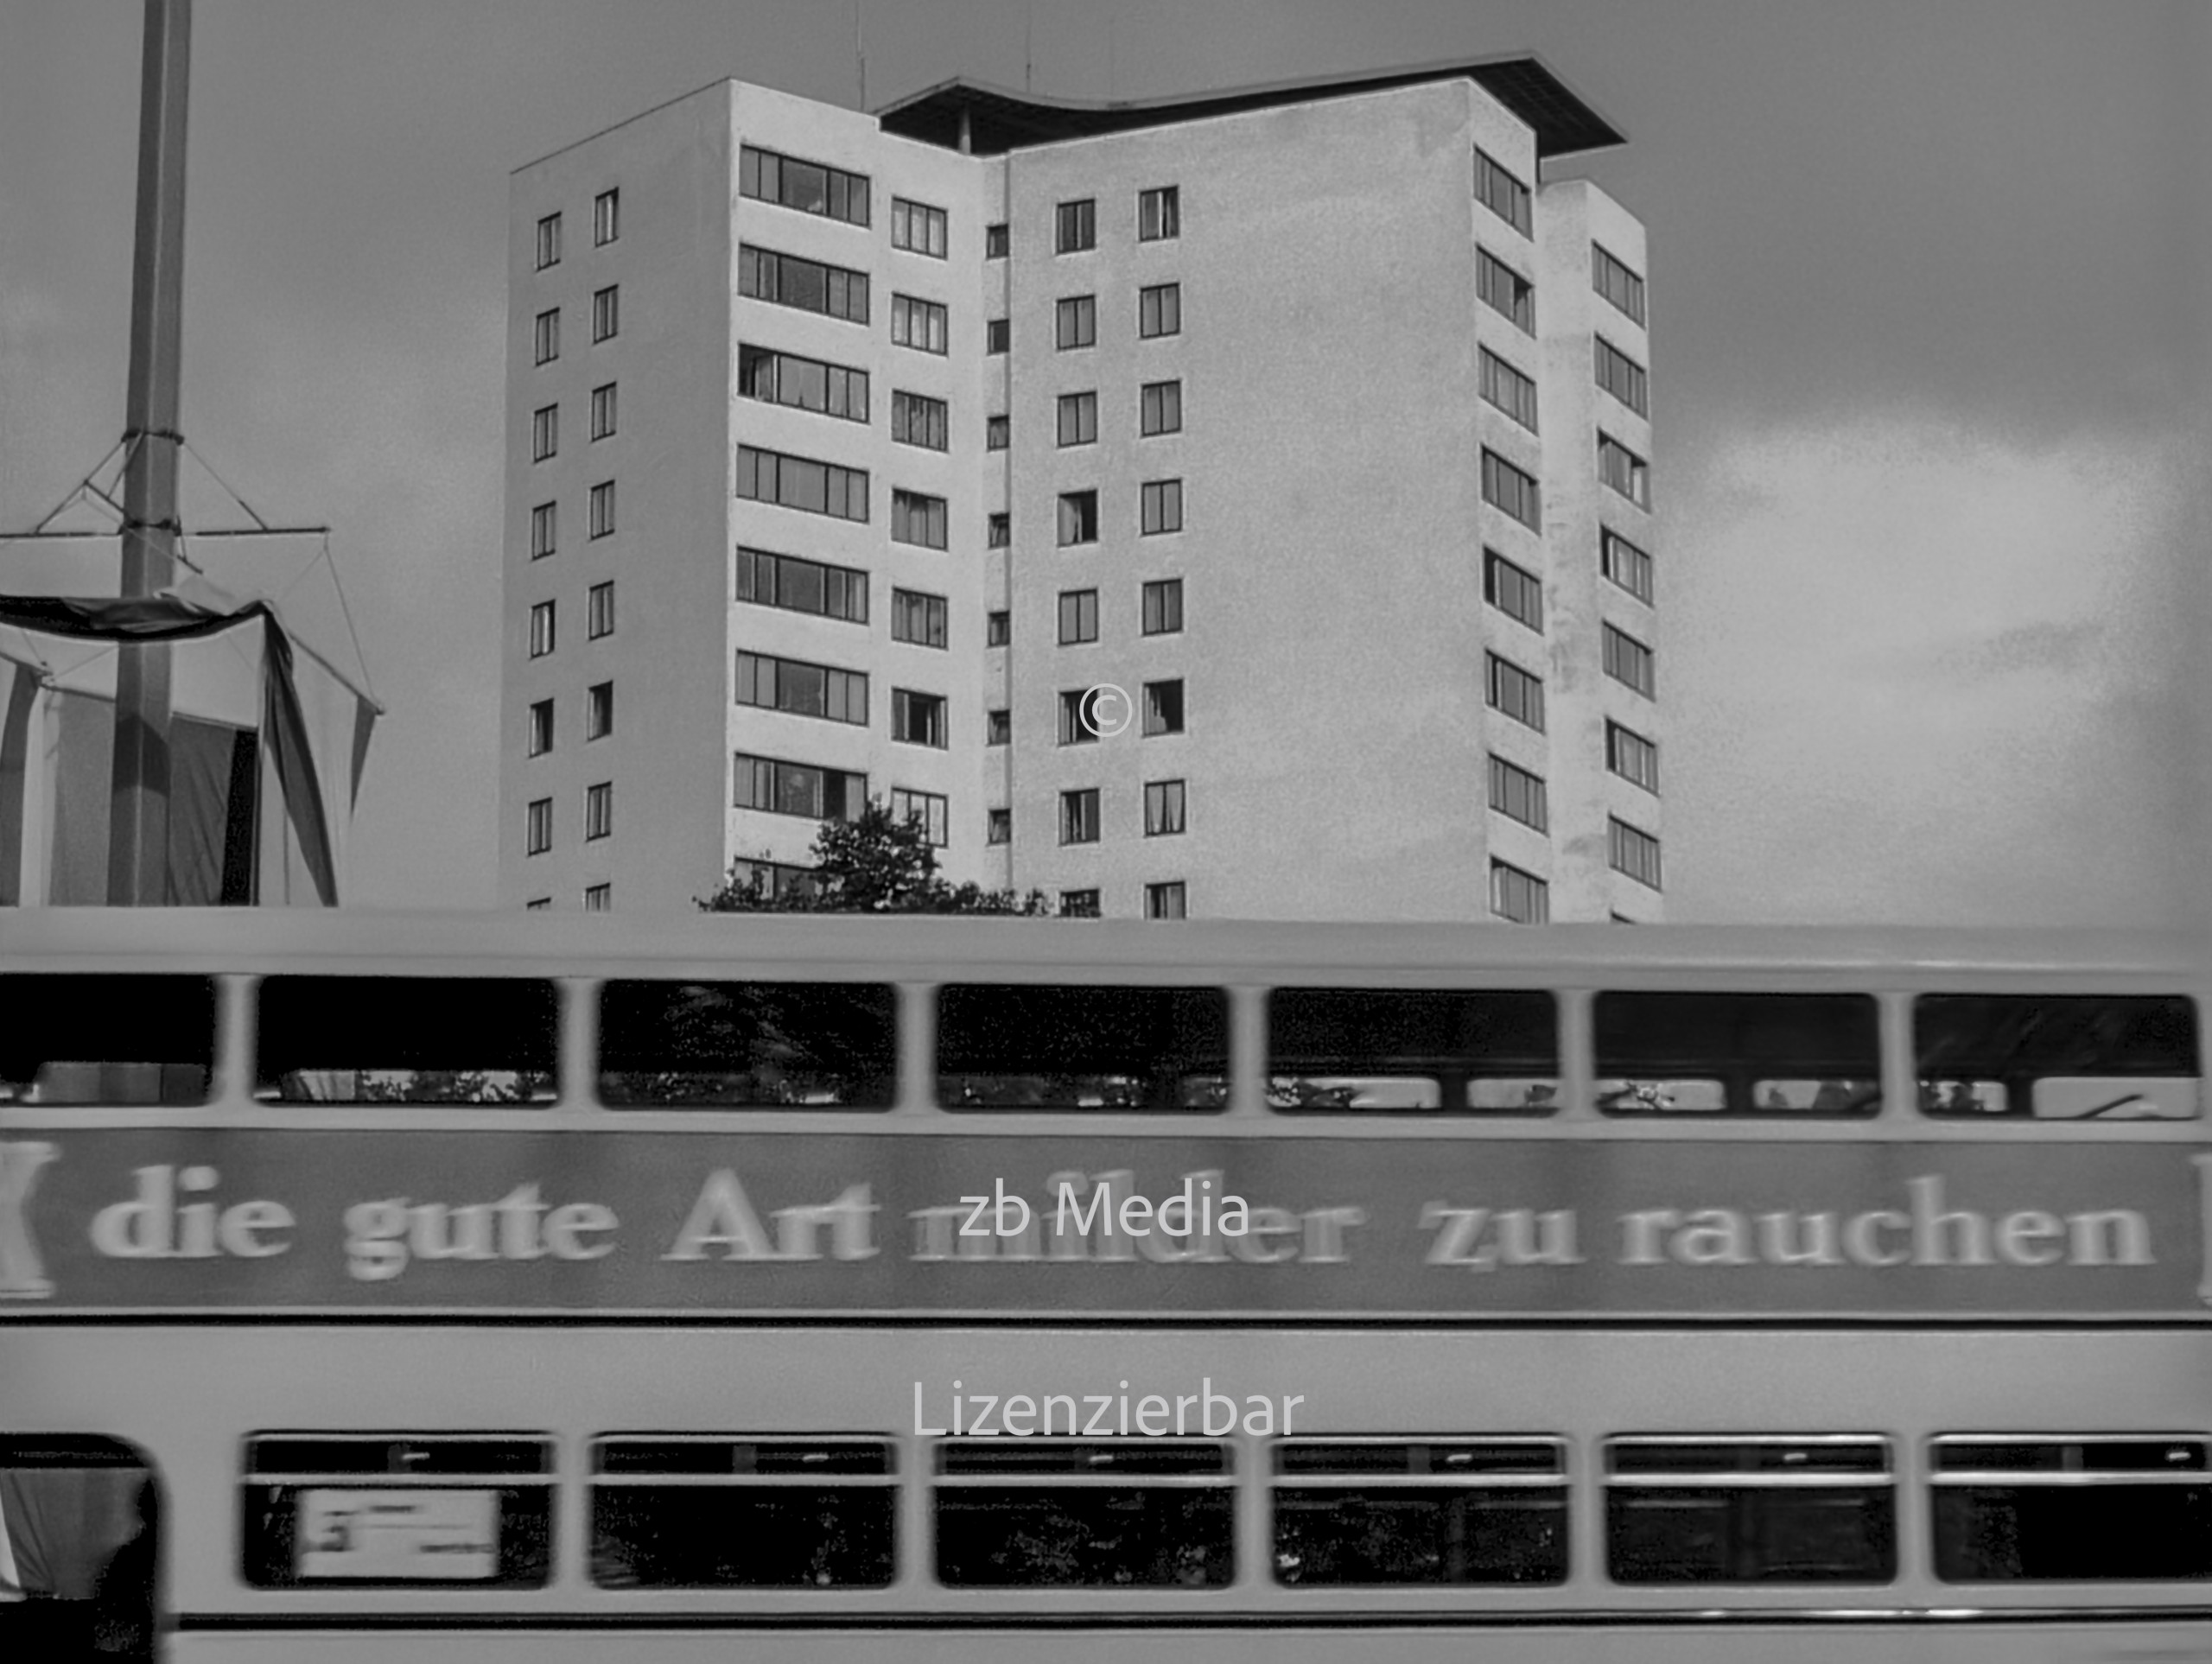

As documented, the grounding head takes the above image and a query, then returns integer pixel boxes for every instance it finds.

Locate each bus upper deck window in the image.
[936,985,1228,1111]
[1594,992,1879,1117]
[1267,988,1557,1114]
[0,975,214,1105]
[1915,994,2199,1120]
[934,1440,1234,1587]
[1931,1436,2212,1580]
[1606,1437,1895,1584]
[597,981,896,1108]
[1273,1438,1567,1585]
[254,977,559,1104]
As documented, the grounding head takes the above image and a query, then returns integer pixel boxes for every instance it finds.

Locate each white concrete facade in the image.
[499,63,1662,921]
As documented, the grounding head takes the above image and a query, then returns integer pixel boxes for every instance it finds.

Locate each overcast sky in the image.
[3,0,2205,922]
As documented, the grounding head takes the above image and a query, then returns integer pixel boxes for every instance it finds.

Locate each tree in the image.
[698,802,1053,915]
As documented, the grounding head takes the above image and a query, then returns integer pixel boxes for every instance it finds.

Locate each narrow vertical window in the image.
[525,797,552,855]
[985,223,1009,258]
[529,502,556,560]
[1058,588,1099,645]
[531,404,557,462]
[1056,199,1096,253]
[1144,779,1186,836]
[587,581,614,638]
[1056,295,1096,350]
[592,285,619,342]
[1474,147,1532,236]
[594,188,620,246]
[529,600,556,658]
[987,318,1010,353]
[587,681,614,740]
[590,383,617,440]
[589,480,616,538]
[1138,187,1179,241]
[585,782,613,841]
[1142,679,1185,736]
[535,213,562,270]
[533,308,560,365]
[526,698,554,757]
[1057,392,1098,447]
[1059,788,1101,844]
[1599,435,1651,509]
[1592,244,1647,325]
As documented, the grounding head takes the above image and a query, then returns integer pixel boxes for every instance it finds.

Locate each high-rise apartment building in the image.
[499,58,1660,920]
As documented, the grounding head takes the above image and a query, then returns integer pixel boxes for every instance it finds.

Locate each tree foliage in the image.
[698,803,1052,915]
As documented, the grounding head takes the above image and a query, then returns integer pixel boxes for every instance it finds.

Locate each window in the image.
[599,982,895,1106]
[1607,721,1657,791]
[1473,147,1532,236]
[529,502,556,560]
[986,317,1009,353]
[987,511,1010,548]
[587,681,613,740]
[1932,1437,2212,1580]
[592,285,618,342]
[531,404,557,462]
[739,345,868,422]
[892,294,948,354]
[986,610,1010,647]
[739,245,870,324]
[734,753,867,821]
[1145,778,1185,836]
[1477,250,1534,333]
[1141,379,1182,435]
[584,782,612,841]
[1059,788,1100,844]
[891,197,948,257]
[736,547,868,624]
[526,797,552,854]
[1480,448,1541,533]
[1485,652,1543,731]
[1145,881,1187,919]
[1058,689,1099,746]
[891,587,948,648]
[1143,677,1185,735]
[986,708,1010,746]
[734,651,868,726]
[1056,295,1096,349]
[892,688,947,747]
[1479,348,1538,432]
[1601,527,1654,603]
[1603,623,1655,697]
[1055,198,1096,253]
[1058,490,1098,545]
[1139,282,1181,338]
[935,1441,1229,1584]
[717,860,823,907]
[587,581,614,638]
[242,1433,555,1589]
[892,489,948,549]
[589,480,615,537]
[890,786,950,846]
[1274,1439,1567,1585]
[533,308,559,364]
[1597,337,1649,416]
[1142,578,1183,634]
[1057,391,1098,447]
[986,414,1008,450]
[1488,755,1548,832]
[736,445,868,523]
[1915,994,2200,1120]
[590,382,617,440]
[1490,860,1549,924]
[529,600,556,657]
[583,883,610,911]
[527,698,554,757]
[1607,1438,1894,1584]
[593,187,619,245]
[526,898,550,911]
[1597,992,1878,1117]
[1593,243,1646,325]
[1141,479,1183,535]
[985,222,1008,258]
[1058,588,1099,645]
[938,986,1230,1108]
[1484,549,1543,631]
[892,390,949,450]
[535,213,561,269]
[1138,185,1179,240]
[739,144,870,225]
[987,807,1011,843]
[1267,988,1559,1115]
[1058,889,1100,918]
[1609,816,1662,890]
[1599,434,1650,508]
[252,978,557,1103]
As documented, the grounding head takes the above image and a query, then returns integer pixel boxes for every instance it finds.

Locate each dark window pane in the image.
[1608,1489,1894,1584]
[935,1487,1231,1586]
[1935,1485,2212,1580]
[592,1486,893,1587]
[255,978,559,1103]
[597,981,896,1107]
[1275,1489,1567,1585]
[1916,994,2200,1119]
[937,984,1228,1110]
[1593,992,1879,1117]
[0,974,214,1104]
[1268,988,1557,1114]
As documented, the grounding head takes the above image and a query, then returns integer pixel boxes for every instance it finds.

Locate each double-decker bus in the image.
[1,909,2206,1661]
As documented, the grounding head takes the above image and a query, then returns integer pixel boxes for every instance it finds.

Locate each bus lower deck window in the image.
[1605,1437,1895,1583]
[0,975,215,1105]
[1273,1439,1566,1584]
[590,1438,895,1587]
[933,1440,1233,1585]
[597,981,897,1108]
[254,976,560,1103]
[1932,1437,2212,1580]
[937,985,1228,1110]
[1594,993,1880,1116]
[1916,994,2201,1119]
[1267,988,1558,1114]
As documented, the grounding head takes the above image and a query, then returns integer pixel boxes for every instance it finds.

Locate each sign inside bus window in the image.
[7,1134,2212,1318]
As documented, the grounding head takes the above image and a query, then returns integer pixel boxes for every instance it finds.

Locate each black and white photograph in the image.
[1,0,2206,1655]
